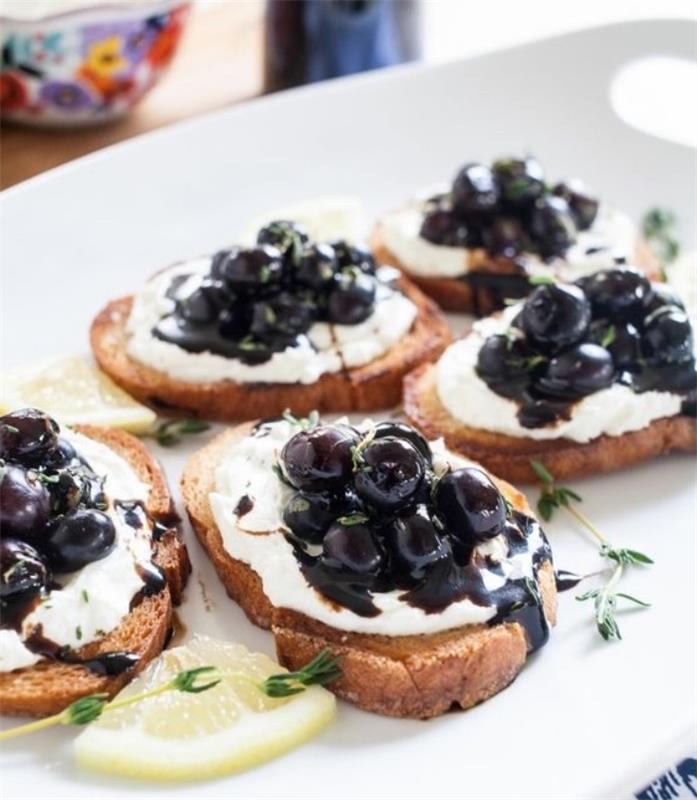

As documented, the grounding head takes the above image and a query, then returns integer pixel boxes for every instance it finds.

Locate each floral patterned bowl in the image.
[0,0,191,126]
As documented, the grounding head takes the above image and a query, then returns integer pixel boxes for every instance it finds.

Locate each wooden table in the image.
[0,2,264,190]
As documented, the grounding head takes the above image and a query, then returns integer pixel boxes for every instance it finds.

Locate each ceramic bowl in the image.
[0,0,191,126]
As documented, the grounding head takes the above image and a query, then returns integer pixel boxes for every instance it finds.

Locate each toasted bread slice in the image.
[181,425,557,719]
[90,277,451,422]
[404,363,697,483]
[372,218,662,314]
[0,426,190,718]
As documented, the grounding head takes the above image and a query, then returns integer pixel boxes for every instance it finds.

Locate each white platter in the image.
[1,18,696,800]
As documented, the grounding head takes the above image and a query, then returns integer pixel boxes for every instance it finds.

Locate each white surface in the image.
[0,19,696,800]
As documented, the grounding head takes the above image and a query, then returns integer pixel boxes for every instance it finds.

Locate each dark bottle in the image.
[263,0,421,92]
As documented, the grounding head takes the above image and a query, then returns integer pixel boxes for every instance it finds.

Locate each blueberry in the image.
[552,180,599,231]
[434,468,506,543]
[0,465,51,544]
[476,334,535,398]
[588,320,641,371]
[331,240,376,275]
[0,409,59,465]
[643,283,685,316]
[283,488,362,545]
[321,521,384,580]
[493,156,545,207]
[372,421,432,463]
[177,279,230,325]
[536,343,615,399]
[45,509,116,572]
[326,271,376,325]
[642,308,693,364]
[520,283,591,351]
[528,196,577,257]
[257,220,309,267]
[216,245,284,291]
[42,437,78,471]
[452,163,500,214]
[386,509,449,586]
[0,538,51,619]
[419,209,473,247]
[281,425,359,492]
[295,243,338,290]
[577,268,652,321]
[354,436,425,511]
[481,216,528,257]
[249,291,316,344]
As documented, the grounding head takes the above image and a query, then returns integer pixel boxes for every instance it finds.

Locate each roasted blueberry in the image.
[45,509,116,572]
[476,334,535,398]
[520,283,591,351]
[434,468,506,543]
[256,220,309,267]
[48,470,92,516]
[452,163,500,214]
[0,538,51,618]
[577,268,651,321]
[0,408,59,464]
[321,521,384,580]
[249,291,316,343]
[331,240,376,275]
[295,243,338,290]
[552,180,599,231]
[216,245,284,291]
[588,320,641,371]
[481,216,527,257]
[386,509,448,586]
[326,271,376,325]
[0,465,51,544]
[528,196,577,257]
[643,283,686,315]
[493,156,545,206]
[372,421,431,463]
[419,209,472,247]
[354,436,425,511]
[642,308,693,364]
[283,489,362,545]
[178,279,230,325]
[281,424,359,492]
[536,343,615,399]
[42,437,78,471]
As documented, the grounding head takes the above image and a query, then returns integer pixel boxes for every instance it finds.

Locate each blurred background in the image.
[1,0,695,189]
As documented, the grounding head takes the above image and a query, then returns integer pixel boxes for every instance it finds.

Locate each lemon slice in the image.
[243,195,365,244]
[74,635,337,781]
[0,355,156,433]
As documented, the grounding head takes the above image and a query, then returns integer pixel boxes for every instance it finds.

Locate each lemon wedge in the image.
[74,636,337,781]
[243,195,365,244]
[0,355,156,433]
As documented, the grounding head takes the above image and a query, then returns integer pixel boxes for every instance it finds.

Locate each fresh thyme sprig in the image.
[530,459,653,641]
[642,207,680,272]
[282,409,320,430]
[350,426,376,472]
[150,418,211,447]
[262,650,342,698]
[528,274,556,286]
[0,652,342,740]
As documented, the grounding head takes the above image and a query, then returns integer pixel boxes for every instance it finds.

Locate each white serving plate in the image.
[1,19,696,800]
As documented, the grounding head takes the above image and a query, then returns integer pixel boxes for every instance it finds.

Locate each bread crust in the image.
[181,425,557,719]
[404,363,697,483]
[371,218,662,314]
[90,277,452,422]
[0,426,191,718]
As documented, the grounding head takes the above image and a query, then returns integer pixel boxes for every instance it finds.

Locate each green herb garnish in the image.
[336,512,369,527]
[282,409,319,430]
[601,325,616,348]
[151,418,210,447]
[528,274,556,286]
[262,650,342,698]
[642,207,680,272]
[530,459,652,641]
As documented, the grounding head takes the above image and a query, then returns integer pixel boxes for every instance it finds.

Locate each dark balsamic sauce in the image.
[82,652,139,676]
[234,494,254,517]
[293,511,553,652]
[555,569,584,592]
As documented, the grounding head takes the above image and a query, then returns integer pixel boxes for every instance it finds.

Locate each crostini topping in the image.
[475,269,697,427]
[419,155,599,260]
[0,408,169,673]
[152,222,394,365]
[272,418,552,650]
